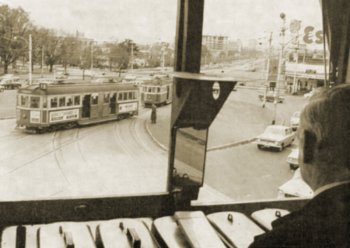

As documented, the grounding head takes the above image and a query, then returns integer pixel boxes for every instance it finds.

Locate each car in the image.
[255,125,295,151]
[258,91,284,103]
[278,168,313,198]
[0,74,22,89]
[286,148,299,170]
[290,111,301,130]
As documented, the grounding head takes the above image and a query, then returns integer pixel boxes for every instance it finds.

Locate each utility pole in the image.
[41,46,44,78]
[130,42,134,71]
[263,32,273,108]
[292,35,300,94]
[29,34,32,85]
[90,42,93,73]
[272,13,286,125]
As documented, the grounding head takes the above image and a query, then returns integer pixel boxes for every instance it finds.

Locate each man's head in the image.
[298,84,350,191]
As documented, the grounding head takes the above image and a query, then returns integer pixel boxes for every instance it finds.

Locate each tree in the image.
[108,39,138,72]
[0,5,31,74]
[41,29,63,72]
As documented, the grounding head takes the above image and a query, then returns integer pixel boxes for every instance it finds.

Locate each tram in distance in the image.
[16,82,139,133]
[140,74,172,107]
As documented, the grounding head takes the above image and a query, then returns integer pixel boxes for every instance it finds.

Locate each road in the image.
[0,110,169,201]
[0,63,308,202]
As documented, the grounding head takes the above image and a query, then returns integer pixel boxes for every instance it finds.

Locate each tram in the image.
[140,74,172,107]
[16,82,139,132]
[0,0,348,247]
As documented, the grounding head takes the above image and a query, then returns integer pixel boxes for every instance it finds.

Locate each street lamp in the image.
[272,13,286,125]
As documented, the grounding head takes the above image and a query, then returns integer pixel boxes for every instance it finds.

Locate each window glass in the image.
[21,95,29,107]
[74,96,80,105]
[104,93,110,103]
[51,97,58,108]
[118,92,123,101]
[91,93,98,105]
[66,96,73,106]
[42,98,47,108]
[128,92,132,99]
[123,92,128,100]
[59,97,66,107]
[30,97,40,108]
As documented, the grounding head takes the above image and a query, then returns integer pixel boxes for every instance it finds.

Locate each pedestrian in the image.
[151,104,157,124]
[249,84,350,247]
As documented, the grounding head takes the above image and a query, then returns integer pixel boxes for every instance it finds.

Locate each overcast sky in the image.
[1,0,323,44]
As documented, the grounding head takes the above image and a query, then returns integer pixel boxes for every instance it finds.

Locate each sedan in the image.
[286,148,299,170]
[290,111,300,131]
[255,125,295,151]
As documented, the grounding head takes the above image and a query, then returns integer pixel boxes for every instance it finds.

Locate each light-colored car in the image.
[290,111,301,130]
[287,148,299,170]
[256,125,295,151]
[278,168,313,198]
[0,74,22,89]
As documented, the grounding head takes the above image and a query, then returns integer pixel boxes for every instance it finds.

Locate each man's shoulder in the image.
[249,183,350,247]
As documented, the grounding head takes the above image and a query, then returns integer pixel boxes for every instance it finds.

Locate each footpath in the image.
[145,89,274,152]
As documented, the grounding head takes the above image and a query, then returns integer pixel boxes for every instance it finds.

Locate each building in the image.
[285,47,326,94]
[202,35,228,51]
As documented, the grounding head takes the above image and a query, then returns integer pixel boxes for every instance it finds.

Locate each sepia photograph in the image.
[0,0,348,247]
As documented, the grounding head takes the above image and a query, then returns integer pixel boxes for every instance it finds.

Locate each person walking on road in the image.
[151,104,157,124]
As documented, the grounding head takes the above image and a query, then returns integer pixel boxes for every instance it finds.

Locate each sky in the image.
[1,0,323,44]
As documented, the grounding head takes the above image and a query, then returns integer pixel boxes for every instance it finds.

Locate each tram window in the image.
[50,97,58,108]
[148,87,152,93]
[59,97,66,107]
[128,92,132,99]
[42,98,47,108]
[30,97,40,108]
[118,92,123,101]
[91,94,98,105]
[123,92,128,100]
[157,87,160,93]
[66,96,73,106]
[104,93,110,103]
[21,95,29,107]
[74,96,80,105]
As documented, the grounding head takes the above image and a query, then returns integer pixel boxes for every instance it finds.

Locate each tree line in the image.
[0,4,176,75]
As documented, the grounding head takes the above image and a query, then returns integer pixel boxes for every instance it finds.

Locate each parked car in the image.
[290,111,301,130]
[258,91,284,103]
[255,125,295,151]
[278,168,313,198]
[287,148,299,170]
[0,74,22,89]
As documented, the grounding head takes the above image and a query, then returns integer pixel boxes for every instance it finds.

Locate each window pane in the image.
[30,97,40,108]
[91,94,98,105]
[74,96,80,105]
[104,93,110,103]
[67,96,73,106]
[59,97,66,107]
[51,98,58,108]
